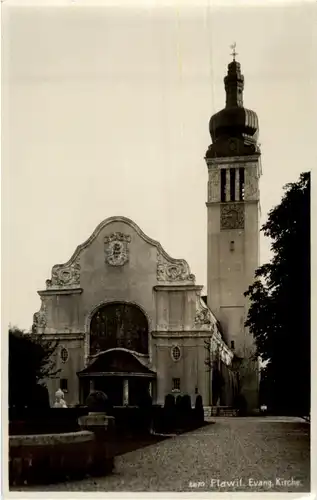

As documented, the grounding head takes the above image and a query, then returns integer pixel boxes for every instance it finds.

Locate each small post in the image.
[123,379,129,406]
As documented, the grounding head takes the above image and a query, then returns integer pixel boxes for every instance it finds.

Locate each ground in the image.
[15,417,310,493]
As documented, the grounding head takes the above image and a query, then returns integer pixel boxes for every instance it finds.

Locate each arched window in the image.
[90,302,149,356]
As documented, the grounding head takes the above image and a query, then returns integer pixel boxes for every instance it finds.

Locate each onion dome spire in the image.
[225,43,244,108]
[206,45,260,159]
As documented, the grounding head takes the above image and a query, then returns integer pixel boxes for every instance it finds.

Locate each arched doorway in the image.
[79,302,154,406]
[89,302,149,356]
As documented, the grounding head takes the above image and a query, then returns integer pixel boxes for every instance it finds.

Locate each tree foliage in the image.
[9,327,60,408]
[245,172,310,414]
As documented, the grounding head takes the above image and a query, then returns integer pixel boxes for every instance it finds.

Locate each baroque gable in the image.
[41,216,196,291]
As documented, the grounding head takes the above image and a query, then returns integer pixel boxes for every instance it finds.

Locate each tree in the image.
[230,347,259,413]
[204,340,228,406]
[204,339,258,411]
[9,327,60,408]
[244,172,310,415]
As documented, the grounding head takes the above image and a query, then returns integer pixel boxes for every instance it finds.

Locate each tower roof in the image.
[206,48,260,158]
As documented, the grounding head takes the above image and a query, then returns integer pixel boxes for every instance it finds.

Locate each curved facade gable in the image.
[44,216,195,292]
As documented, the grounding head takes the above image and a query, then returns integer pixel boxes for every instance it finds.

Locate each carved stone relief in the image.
[46,259,81,289]
[157,254,195,283]
[208,168,220,203]
[244,166,259,201]
[32,301,47,332]
[194,298,214,329]
[195,308,211,326]
[220,203,244,230]
[104,232,131,267]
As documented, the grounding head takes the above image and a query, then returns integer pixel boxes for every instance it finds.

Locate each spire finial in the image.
[230,42,238,61]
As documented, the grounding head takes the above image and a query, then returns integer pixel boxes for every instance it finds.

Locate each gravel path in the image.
[15,417,310,493]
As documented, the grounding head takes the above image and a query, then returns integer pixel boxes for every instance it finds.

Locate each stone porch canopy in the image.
[78,349,156,379]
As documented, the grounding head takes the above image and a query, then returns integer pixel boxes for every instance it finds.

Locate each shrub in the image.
[195,394,205,425]
[164,394,175,410]
[234,393,247,416]
[9,327,59,409]
[195,394,203,410]
[160,394,176,433]
[181,394,192,412]
[138,391,152,409]
[85,391,109,413]
[175,395,182,411]
[136,392,153,435]
[29,384,50,409]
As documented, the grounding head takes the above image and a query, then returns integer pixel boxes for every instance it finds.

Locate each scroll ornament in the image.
[195,308,211,326]
[194,298,215,329]
[32,302,47,332]
[157,255,195,283]
[46,259,81,289]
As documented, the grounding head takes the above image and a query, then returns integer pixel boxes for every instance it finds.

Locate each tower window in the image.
[172,378,180,392]
[230,241,235,252]
[239,167,245,200]
[230,168,236,201]
[221,169,226,202]
[231,341,235,349]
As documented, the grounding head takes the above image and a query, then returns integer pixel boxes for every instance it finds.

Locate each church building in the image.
[33,54,262,412]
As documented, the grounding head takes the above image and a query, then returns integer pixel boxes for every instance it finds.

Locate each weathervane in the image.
[230,42,238,61]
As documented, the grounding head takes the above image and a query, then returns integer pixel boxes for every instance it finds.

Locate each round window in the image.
[171,346,181,362]
[60,348,69,363]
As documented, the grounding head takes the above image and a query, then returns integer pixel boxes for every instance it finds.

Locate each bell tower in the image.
[205,49,261,407]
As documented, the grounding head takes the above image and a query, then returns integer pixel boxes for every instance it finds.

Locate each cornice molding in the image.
[36,333,85,340]
[78,371,155,378]
[38,288,83,297]
[206,200,258,208]
[206,155,260,166]
[152,331,213,338]
[154,285,203,292]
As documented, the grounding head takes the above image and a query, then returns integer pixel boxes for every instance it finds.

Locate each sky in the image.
[2,2,316,330]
